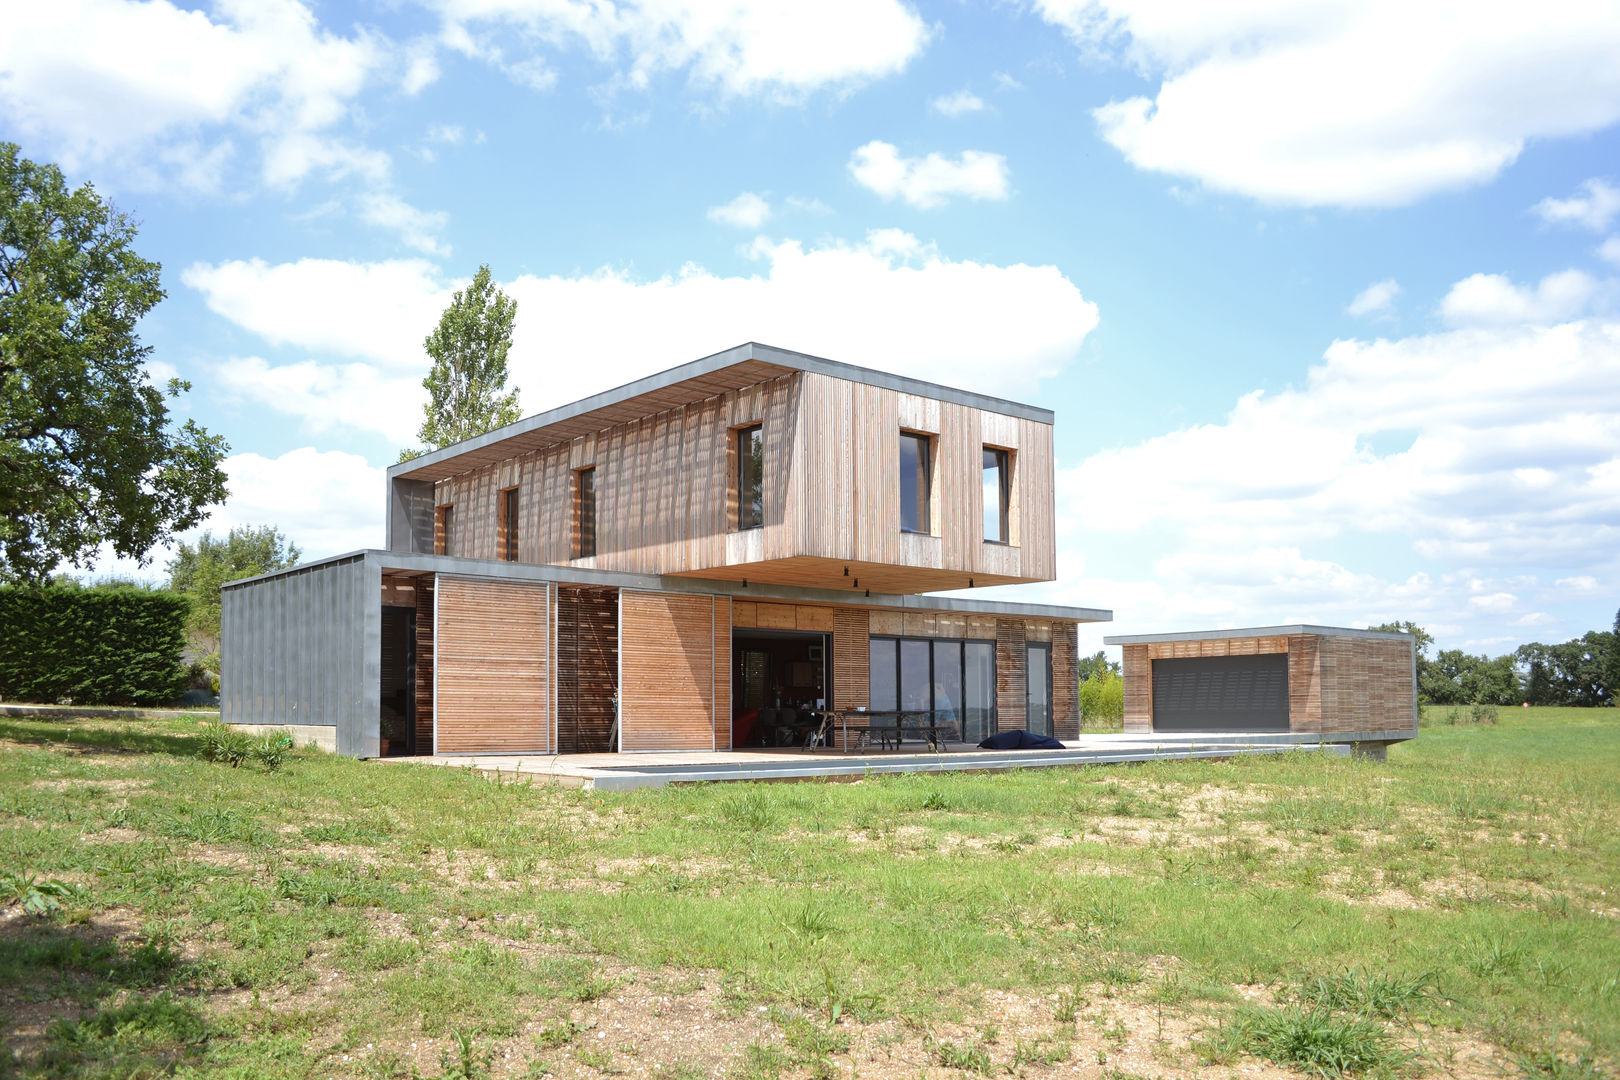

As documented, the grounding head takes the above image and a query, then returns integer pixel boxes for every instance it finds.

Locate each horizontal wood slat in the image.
[620,591,717,751]
[435,576,550,753]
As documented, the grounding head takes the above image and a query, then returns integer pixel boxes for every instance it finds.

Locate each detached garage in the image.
[1103,625,1418,751]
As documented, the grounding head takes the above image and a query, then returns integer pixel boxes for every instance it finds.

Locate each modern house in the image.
[221,343,1113,757]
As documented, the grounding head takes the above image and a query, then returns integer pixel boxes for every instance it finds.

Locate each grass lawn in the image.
[1,707,1616,1079]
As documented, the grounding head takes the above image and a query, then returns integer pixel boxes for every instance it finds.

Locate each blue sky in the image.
[5,0,1619,657]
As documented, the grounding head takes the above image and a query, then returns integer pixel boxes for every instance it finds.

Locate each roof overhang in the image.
[387,342,1055,484]
[1104,625,1414,645]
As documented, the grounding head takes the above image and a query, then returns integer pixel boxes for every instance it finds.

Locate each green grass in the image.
[0,706,1616,1078]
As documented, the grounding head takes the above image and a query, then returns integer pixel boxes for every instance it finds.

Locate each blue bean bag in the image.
[977,730,1065,750]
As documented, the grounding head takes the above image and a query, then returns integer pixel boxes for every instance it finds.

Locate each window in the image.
[867,635,997,740]
[499,487,519,561]
[435,505,454,556]
[1026,642,1052,737]
[737,424,763,530]
[982,447,1009,543]
[574,467,596,559]
[899,431,931,533]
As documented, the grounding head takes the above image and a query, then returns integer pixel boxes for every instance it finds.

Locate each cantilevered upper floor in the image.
[385,343,1057,594]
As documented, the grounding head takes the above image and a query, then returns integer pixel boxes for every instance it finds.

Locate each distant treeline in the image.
[1372,611,1619,707]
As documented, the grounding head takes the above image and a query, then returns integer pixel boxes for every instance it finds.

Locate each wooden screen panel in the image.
[620,591,717,751]
[995,619,1027,732]
[713,598,732,750]
[434,577,551,754]
[832,607,870,750]
[556,586,618,753]
[1051,621,1079,740]
[414,577,435,750]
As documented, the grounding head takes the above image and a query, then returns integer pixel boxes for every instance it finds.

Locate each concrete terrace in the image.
[372,731,1401,791]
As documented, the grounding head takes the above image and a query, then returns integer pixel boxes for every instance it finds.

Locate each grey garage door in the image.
[1151,654,1290,732]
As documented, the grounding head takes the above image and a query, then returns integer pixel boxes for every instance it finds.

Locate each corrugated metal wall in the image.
[220,555,380,756]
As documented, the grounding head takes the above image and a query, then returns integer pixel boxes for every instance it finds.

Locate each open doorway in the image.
[380,605,416,757]
[732,628,830,748]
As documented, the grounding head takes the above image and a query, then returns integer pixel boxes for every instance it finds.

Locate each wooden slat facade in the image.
[434,577,552,754]
[556,586,618,753]
[427,369,1058,594]
[619,591,726,751]
[995,619,1028,732]
[1052,621,1079,740]
[414,578,435,750]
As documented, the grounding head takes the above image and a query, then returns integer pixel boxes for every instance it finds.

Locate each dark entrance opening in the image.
[557,586,619,753]
[732,628,830,747]
[1151,654,1290,732]
[380,605,416,757]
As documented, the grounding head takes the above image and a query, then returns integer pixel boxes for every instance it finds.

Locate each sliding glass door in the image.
[868,636,997,742]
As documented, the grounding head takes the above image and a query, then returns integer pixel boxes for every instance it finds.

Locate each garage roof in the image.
[1104,625,1414,645]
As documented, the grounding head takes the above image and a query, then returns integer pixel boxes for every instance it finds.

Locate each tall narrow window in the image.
[982,447,1009,543]
[499,487,519,561]
[899,431,931,534]
[435,505,454,556]
[737,424,763,530]
[574,467,596,559]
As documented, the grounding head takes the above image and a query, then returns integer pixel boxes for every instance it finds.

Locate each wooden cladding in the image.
[426,369,1057,593]
[1052,622,1079,740]
[618,591,727,751]
[1123,633,1416,735]
[732,601,834,632]
[556,586,618,753]
[434,577,551,754]
[995,619,1027,732]
[414,577,435,750]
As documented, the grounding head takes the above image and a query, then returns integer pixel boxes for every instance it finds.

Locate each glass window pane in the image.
[1027,643,1051,736]
[899,639,931,710]
[982,448,1007,543]
[964,641,996,743]
[738,425,763,530]
[577,468,596,559]
[504,488,519,561]
[869,639,897,711]
[933,641,961,727]
[441,506,454,557]
[899,432,930,533]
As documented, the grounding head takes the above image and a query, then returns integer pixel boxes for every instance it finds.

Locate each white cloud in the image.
[847,140,1011,210]
[707,192,772,229]
[1035,1,1620,207]
[785,196,833,215]
[1028,282,1620,654]
[0,0,382,189]
[430,0,931,101]
[207,447,385,558]
[185,232,1099,446]
[1440,269,1608,326]
[357,192,451,256]
[1347,278,1399,317]
[1600,236,1620,267]
[930,89,986,117]
[1533,178,1620,232]
[993,72,1023,92]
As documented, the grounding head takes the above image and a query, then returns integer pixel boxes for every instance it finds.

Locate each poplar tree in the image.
[402,264,521,460]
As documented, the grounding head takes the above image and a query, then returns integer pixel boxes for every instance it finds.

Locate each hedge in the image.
[0,586,191,706]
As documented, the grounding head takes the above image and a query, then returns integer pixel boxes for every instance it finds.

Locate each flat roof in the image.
[224,549,1111,624]
[1104,624,1414,645]
[388,342,1055,483]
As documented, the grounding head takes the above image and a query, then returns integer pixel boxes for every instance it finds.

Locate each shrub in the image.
[0,585,189,705]
[1080,672,1124,728]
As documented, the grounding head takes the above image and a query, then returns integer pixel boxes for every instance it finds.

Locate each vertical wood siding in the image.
[425,369,1056,591]
[1121,644,1151,732]
[619,591,721,751]
[713,598,732,750]
[556,586,618,753]
[1052,621,1079,740]
[434,577,552,753]
[995,619,1027,731]
[414,577,435,750]
[832,607,870,750]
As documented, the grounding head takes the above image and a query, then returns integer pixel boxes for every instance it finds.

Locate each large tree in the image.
[0,144,227,581]
[167,525,300,655]
[402,264,521,460]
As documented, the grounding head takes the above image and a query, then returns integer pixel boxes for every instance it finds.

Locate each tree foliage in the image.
[1373,618,1616,707]
[0,143,228,582]
[1076,649,1121,681]
[405,264,521,459]
[167,525,300,653]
